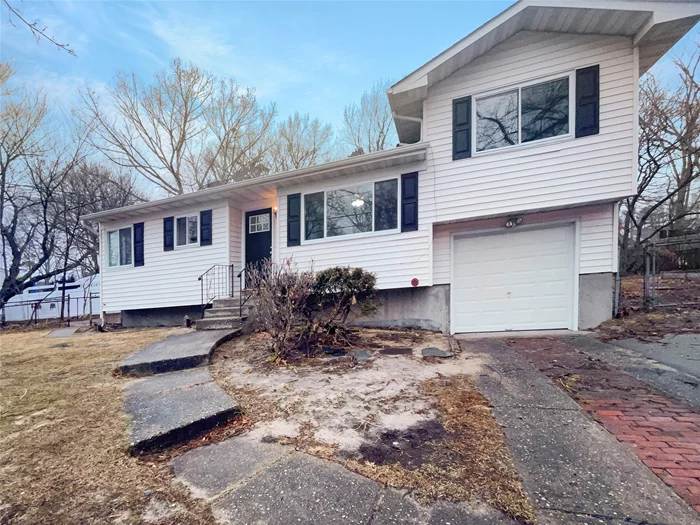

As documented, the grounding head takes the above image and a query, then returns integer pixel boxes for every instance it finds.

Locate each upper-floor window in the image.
[474,75,571,153]
[108,227,132,267]
[303,179,398,241]
[176,215,198,246]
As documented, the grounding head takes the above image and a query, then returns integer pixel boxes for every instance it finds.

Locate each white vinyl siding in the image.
[100,202,229,312]
[424,31,636,223]
[433,204,616,286]
[229,206,242,297]
[277,164,431,290]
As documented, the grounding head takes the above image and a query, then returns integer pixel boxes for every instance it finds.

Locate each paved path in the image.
[491,335,700,520]
[45,326,78,338]
[172,433,518,524]
[119,329,239,453]
[119,329,236,376]
[460,336,698,525]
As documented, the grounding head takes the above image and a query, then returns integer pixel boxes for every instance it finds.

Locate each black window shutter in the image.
[575,65,600,138]
[163,216,174,251]
[200,210,212,246]
[453,96,472,160]
[133,222,145,266]
[401,172,419,232]
[287,194,301,247]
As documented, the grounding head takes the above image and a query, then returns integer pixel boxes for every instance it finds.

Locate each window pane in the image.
[108,231,119,267]
[327,185,373,237]
[521,78,569,143]
[119,227,132,266]
[304,192,325,240]
[176,217,187,246]
[374,179,398,231]
[476,90,518,152]
[188,216,198,244]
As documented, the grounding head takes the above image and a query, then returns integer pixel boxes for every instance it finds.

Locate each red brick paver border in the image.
[582,396,700,512]
[507,337,700,514]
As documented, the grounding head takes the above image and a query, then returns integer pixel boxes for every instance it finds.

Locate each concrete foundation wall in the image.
[578,273,613,330]
[352,285,450,333]
[121,305,202,328]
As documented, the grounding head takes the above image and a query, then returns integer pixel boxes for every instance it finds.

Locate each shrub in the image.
[245,260,315,362]
[246,263,378,360]
[305,266,378,341]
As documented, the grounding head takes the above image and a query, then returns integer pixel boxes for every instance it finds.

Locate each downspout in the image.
[392,112,423,145]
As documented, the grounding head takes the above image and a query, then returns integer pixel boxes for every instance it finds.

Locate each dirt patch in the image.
[211,330,534,523]
[358,419,448,469]
[346,376,536,524]
[0,327,216,524]
[596,307,700,342]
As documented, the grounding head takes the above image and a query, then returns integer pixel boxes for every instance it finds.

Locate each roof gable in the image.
[388,0,700,143]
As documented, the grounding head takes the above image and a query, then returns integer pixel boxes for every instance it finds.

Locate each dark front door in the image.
[245,208,272,274]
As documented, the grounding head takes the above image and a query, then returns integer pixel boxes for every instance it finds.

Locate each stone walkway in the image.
[498,334,700,519]
[462,336,699,525]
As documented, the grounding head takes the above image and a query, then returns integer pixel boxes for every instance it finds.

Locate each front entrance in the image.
[245,208,272,274]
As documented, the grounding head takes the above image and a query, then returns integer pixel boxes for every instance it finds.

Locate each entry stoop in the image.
[196,297,250,331]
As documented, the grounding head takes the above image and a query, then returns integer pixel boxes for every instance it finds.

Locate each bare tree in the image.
[341,78,397,155]
[65,162,146,274]
[269,112,335,173]
[80,59,277,194]
[1,131,90,307]
[2,0,75,56]
[620,44,700,272]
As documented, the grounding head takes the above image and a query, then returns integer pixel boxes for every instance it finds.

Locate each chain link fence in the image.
[620,237,700,310]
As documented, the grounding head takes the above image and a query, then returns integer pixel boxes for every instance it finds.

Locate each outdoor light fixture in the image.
[351,195,365,208]
[505,217,523,228]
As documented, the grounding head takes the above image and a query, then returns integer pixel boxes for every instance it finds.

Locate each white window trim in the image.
[471,71,576,157]
[175,214,199,248]
[107,226,134,269]
[300,177,401,245]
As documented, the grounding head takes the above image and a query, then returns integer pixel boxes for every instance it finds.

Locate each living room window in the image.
[176,215,198,246]
[474,75,571,153]
[302,178,399,241]
[108,227,133,267]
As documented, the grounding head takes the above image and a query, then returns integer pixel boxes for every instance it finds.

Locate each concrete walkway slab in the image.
[469,338,698,525]
[124,369,238,454]
[212,453,380,525]
[119,329,236,377]
[124,368,212,397]
[173,433,290,499]
[45,327,78,338]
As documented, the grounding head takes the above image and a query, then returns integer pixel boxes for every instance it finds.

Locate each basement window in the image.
[108,227,133,267]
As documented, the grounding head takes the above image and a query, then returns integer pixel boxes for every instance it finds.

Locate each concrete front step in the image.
[124,368,239,454]
[206,307,242,318]
[212,297,241,308]
[118,330,237,377]
[196,316,245,331]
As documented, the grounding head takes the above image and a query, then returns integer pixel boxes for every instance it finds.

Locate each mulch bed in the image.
[506,337,700,514]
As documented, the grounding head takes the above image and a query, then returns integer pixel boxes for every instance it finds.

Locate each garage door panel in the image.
[452,225,575,333]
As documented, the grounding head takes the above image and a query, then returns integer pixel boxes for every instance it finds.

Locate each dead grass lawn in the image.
[0,327,215,524]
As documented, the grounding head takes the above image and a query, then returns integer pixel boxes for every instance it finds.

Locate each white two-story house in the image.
[85,0,700,334]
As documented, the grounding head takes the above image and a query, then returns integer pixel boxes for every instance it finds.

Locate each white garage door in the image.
[452,225,575,333]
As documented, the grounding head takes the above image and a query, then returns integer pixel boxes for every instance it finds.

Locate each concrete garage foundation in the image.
[578,272,613,330]
[121,305,203,328]
[352,285,450,333]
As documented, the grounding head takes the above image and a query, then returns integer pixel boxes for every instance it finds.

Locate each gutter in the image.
[84,142,428,222]
[392,112,423,144]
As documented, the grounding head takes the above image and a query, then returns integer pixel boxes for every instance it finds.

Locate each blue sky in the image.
[2,1,698,130]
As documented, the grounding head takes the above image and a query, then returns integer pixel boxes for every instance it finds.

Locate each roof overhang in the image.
[84,142,429,223]
[388,0,700,144]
